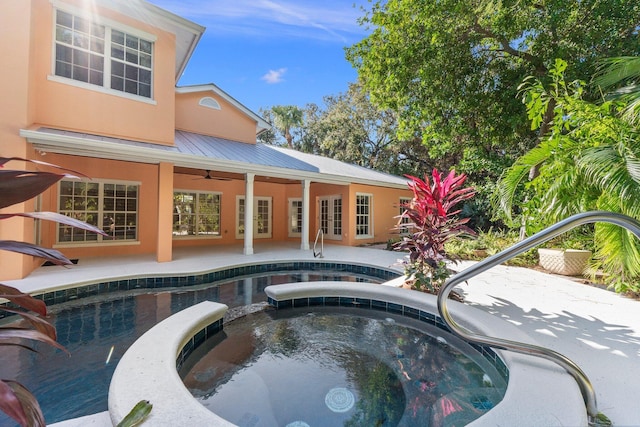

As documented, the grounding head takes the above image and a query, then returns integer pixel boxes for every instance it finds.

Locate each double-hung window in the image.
[58,180,139,243]
[54,9,153,98]
[355,193,373,238]
[398,197,412,234]
[173,192,221,237]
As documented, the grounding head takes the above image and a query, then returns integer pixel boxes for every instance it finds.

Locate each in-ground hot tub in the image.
[108,281,588,427]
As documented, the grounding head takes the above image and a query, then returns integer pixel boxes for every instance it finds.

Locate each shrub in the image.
[393,169,475,298]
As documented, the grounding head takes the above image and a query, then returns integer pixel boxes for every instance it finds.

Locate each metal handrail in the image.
[437,211,640,426]
[313,228,324,258]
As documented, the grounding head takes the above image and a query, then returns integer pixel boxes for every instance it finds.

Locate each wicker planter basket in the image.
[538,248,592,276]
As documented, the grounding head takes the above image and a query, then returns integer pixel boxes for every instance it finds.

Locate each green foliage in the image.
[116,400,153,427]
[294,82,434,177]
[393,169,475,296]
[346,0,640,223]
[445,229,538,267]
[269,105,304,149]
[495,59,640,293]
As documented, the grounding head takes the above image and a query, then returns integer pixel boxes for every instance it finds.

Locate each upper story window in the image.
[54,9,153,98]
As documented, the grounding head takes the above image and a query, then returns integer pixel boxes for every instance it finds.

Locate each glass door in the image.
[318,195,342,240]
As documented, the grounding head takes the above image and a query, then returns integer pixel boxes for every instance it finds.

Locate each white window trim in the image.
[199,97,221,110]
[288,197,302,238]
[55,178,141,246]
[355,192,373,239]
[399,196,412,234]
[50,2,157,103]
[172,189,222,240]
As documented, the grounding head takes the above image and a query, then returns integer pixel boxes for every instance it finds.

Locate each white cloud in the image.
[148,0,368,43]
[261,68,287,84]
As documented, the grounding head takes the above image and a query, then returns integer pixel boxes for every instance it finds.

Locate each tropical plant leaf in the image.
[0,212,108,237]
[117,400,153,427]
[0,307,57,341]
[0,156,88,178]
[0,284,47,316]
[0,342,36,352]
[0,380,30,427]
[0,241,73,266]
[0,328,67,354]
[0,380,46,427]
[0,170,69,210]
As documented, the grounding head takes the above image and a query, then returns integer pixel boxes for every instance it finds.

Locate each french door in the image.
[318,195,342,240]
[236,196,272,238]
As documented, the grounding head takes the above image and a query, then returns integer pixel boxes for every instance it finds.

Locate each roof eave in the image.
[20,129,405,189]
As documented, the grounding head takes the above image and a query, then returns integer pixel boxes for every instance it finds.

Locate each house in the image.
[0,0,411,281]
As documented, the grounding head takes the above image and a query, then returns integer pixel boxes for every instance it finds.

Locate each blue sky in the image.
[148,0,370,113]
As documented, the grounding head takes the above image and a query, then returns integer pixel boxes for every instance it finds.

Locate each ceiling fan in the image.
[192,170,232,181]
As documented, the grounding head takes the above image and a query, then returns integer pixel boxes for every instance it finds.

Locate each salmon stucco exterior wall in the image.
[0,0,412,281]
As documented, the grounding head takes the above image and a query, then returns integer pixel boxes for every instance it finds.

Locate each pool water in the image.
[0,270,383,425]
[181,307,507,427]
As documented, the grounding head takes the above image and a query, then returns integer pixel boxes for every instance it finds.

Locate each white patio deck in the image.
[6,243,639,426]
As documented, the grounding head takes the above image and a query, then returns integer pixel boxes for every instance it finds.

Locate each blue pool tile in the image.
[293,297,309,308]
[371,299,387,311]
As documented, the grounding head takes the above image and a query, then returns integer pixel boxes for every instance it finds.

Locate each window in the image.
[54,9,153,98]
[58,180,139,243]
[399,197,412,234]
[355,193,372,238]
[173,192,221,237]
[288,198,303,237]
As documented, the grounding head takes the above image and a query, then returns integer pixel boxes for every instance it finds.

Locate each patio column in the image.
[301,179,311,250]
[157,162,173,262]
[244,173,254,255]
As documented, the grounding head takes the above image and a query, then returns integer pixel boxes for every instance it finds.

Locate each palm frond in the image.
[593,57,640,89]
[494,139,556,220]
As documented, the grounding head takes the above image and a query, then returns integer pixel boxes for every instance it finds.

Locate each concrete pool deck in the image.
[5,243,640,426]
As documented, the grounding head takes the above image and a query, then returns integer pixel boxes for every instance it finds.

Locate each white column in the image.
[244,173,254,255]
[301,179,311,250]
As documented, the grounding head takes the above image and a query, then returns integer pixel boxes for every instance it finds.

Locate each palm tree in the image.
[495,59,640,293]
[593,56,640,125]
[271,105,304,149]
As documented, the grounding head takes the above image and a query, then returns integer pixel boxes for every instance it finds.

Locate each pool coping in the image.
[108,281,587,427]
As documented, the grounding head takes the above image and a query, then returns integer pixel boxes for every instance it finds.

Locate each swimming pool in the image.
[181,307,507,426]
[0,262,396,425]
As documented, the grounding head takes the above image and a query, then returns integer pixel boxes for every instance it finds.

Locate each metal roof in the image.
[21,127,409,189]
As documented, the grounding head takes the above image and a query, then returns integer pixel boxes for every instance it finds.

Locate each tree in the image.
[296,83,435,177]
[495,59,640,293]
[270,105,304,149]
[346,0,640,214]
[594,56,640,125]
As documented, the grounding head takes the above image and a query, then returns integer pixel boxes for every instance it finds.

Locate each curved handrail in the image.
[313,228,324,258]
[437,211,640,425]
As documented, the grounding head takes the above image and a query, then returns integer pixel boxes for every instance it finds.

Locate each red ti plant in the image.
[0,157,107,426]
[394,169,475,298]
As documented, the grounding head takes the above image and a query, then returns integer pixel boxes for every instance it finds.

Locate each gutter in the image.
[20,129,407,190]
